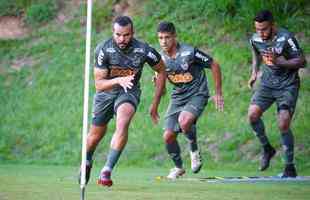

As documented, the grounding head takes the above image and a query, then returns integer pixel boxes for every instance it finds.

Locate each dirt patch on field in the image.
[0,16,30,39]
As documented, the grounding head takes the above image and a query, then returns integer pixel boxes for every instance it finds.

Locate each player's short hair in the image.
[157,21,176,34]
[254,10,273,23]
[113,15,133,29]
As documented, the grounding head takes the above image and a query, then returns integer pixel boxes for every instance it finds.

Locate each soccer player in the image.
[155,21,224,179]
[80,16,166,186]
[248,10,306,177]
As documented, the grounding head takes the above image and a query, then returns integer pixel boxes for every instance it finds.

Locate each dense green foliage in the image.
[0,1,309,172]
[0,0,58,26]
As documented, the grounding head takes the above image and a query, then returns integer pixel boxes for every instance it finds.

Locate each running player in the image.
[248,10,306,177]
[79,16,166,186]
[156,21,224,179]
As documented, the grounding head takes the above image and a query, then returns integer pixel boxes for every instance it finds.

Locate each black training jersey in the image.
[94,38,161,91]
[161,43,213,104]
[250,28,304,89]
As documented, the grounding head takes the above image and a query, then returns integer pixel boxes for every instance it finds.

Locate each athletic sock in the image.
[103,148,123,171]
[86,149,94,164]
[166,140,183,168]
[280,129,294,165]
[250,118,271,150]
[184,125,198,152]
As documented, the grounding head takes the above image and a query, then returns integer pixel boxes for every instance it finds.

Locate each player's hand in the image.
[213,93,224,112]
[149,103,159,124]
[248,75,257,89]
[116,75,134,93]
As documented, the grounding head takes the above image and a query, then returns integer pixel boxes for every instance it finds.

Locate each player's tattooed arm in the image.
[94,68,134,92]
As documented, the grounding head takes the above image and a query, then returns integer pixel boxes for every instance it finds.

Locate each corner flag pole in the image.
[81,0,92,199]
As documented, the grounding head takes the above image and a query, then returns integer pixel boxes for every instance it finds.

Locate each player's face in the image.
[113,23,133,49]
[158,32,176,53]
[255,21,273,41]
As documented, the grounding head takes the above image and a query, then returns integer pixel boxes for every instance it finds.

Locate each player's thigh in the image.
[275,85,299,115]
[92,92,115,126]
[250,86,274,113]
[183,95,208,119]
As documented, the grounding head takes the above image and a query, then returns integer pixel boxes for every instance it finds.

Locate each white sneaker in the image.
[190,150,202,173]
[167,167,185,179]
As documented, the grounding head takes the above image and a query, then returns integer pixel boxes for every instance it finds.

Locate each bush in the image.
[25,1,58,26]
[0,0,32,16]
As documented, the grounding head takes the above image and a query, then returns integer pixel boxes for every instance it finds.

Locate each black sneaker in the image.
[281,164,297,178]
[78,162,92,185]
[259,147,276,171]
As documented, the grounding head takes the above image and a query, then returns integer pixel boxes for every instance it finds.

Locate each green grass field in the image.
[0,164,309,200]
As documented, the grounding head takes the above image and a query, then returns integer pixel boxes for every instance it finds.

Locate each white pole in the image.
[81,0,92,199]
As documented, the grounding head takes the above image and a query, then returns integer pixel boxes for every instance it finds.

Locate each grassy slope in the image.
[0,1,309,171]
[0,164,310,200]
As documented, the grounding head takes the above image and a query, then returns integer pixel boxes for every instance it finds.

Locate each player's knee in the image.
[163,132,176,144]
[277,110,291,132]
[179,119,191,133]
[248,107,261,123]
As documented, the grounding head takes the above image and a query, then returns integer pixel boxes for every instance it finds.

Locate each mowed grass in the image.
[0,164,309,200]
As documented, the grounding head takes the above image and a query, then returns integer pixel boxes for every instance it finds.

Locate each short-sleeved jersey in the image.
[250,28,304,89]
[94,38,161,92]
[161,43,213,104]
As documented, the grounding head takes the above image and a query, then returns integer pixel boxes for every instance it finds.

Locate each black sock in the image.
[281,129,294,165]
[86,150,94,164]
[184,125,198,152]
[166,140,183,168]
[250,118,271,150]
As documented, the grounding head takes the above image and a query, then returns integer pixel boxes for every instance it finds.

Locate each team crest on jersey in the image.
[274,47,282,54]
[106,48,116,53]
[180,62,189,70]
[134,48,144,53]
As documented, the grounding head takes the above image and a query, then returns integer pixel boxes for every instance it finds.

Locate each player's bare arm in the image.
[149,59,167,124]
[274,54,306,69]
[94,67,134,92]
[248,47,261,89]
[211,60,224,112]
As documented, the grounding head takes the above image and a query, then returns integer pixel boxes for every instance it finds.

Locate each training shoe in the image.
[167,167,185,179]
[281,164,297,178]
[78,162,92,185]
[97,170,113,187]
[259,147,276,171]
[190,150,203,173]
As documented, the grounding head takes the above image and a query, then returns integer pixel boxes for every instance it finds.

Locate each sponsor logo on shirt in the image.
[97,50,104,66]
[147,52,158,62]
[109,66,137,77]
[168,72,193,83]
[195,52,209,62]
